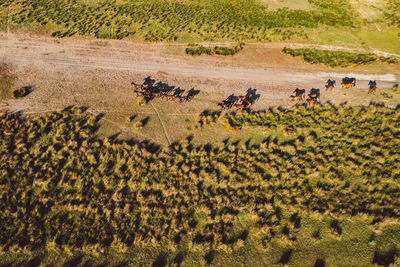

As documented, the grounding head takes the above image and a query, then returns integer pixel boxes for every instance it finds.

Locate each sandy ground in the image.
[1,33,399,145]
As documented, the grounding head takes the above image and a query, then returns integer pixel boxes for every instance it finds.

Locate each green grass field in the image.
[1,105,400,266]
[1,0,400,55]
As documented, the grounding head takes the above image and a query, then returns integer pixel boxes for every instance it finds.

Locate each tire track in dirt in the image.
[149,102,171,146]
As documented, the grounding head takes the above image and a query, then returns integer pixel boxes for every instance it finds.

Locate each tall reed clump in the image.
[1,105,400,265]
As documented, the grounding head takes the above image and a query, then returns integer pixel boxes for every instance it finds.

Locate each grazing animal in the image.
[306,98,317,106]
[325,84,334,90]
[308,88,320,101]
[150,91,162,98]
[177,95,191,102]
[368,80,377,93]
[341,77,356,88]
[291,95,303,101]
[163,94,175,101]
[134,90,151,97]
[368,86,376,93]
[131,82,146,91]
[239,95,249,101]
[325,79,336,90]
[235,103,247,109]
[290,88,306,101]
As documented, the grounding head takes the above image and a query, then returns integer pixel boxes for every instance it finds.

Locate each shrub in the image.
[13,87,29,98]
[186,43,244,56]
[282,47,378,67]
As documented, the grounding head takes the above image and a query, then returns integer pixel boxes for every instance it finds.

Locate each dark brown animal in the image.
[151,91,162,98]
[308,93,318,98]
[132,82,146,91]
[134,90,151,97]
[239,95,249,101]
[163,94,175,101]
[235,103,247,109]
[306,98,317,106]
[325,84,334,90]
[341,82,354,88]
[290,95,303,101]
[290,88,305,101]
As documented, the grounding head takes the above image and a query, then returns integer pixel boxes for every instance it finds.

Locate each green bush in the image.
[185,45,213,56]
[282,47,399,67]
[186,43,244,56]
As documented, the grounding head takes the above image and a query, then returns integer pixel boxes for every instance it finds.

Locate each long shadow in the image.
[135,76,200,103]
[187,88,200,98]
[246,88,261,102]
[225,94,239,103]
[369,101,385,107]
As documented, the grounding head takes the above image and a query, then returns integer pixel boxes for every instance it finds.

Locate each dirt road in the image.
[1,33,399,144]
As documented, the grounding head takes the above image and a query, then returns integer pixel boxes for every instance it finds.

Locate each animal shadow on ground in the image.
[225,94,239,103]
[135,76,200,103]
[108,132,121,142]
[392,83,398,89]
[314,258,326,267]
[246,88,261,102]
[279,249,293,264]
[200,109,221,117]
[141,116,150,127]
[143,76,156,88]
[369,101,385,107]
[19,85,34,97]
[78,106,89,112]
[173,88,185,96]
[95,113,105,122]
[187,88,200,98]
[63,105,75,111]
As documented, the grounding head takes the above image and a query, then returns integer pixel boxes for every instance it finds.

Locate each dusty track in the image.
[1,33,399,144]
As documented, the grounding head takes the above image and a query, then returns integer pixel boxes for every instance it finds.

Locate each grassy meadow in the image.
[1,105,400,266]
[0,0,399,54]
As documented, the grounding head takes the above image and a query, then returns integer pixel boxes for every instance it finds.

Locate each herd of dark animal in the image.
[131,77,379,109]
[131,77,200,103]
[290,77,378,106]
[217,89,260,110]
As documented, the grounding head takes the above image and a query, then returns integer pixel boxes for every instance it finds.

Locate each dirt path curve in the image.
[1,33,397,88]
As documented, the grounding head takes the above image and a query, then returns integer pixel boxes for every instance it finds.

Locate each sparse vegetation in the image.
[282,47,399,67]
[1,105,400,265]
[384,0,400,27]
[0,64,14,99]
[380,92,393,99]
